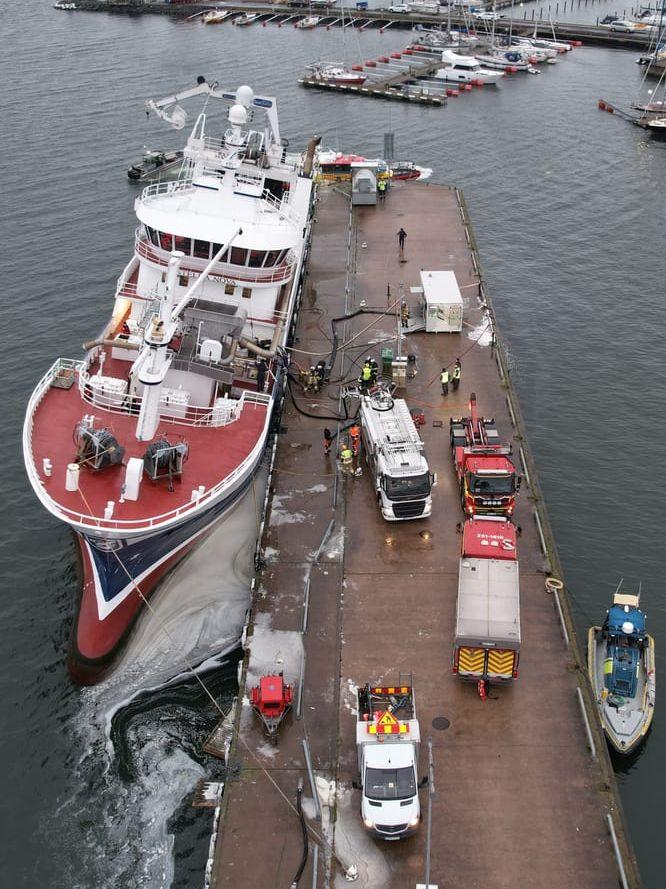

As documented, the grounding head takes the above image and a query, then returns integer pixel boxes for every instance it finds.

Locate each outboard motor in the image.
[143,438,189,490]
[74,423,125,471]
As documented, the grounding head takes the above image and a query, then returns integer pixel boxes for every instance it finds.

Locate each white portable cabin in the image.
[420,270,463,333]
[351,161,379,206]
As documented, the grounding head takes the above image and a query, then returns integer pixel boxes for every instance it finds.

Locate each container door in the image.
[486,649,517,680]
[457,647,485,677]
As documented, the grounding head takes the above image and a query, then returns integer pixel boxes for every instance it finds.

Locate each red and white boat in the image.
[23,81,314,683]
[308,63,367,86]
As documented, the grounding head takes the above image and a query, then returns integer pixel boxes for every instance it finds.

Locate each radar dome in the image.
[228,104,248,127]
[622,621,635,635]
[236,85,254,107]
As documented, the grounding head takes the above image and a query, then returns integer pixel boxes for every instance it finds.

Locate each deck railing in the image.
[23,358,273,532]
[134,231,296,285]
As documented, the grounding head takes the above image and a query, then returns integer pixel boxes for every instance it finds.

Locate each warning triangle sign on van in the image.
[368,710,407,735]
[377,711,399,728]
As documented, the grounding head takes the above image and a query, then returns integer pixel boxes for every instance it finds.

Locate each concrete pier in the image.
[208,182,640,889]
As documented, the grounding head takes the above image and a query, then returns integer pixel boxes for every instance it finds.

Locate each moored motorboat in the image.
[588,589,655,755]
[23,81,315,682]
[233,12,260,26]
[645,116,666,137]
[316,151,431,182]
[435,50,504,85]
[296,15,321,29]
[202,10,232,24]
[127,148,184,181]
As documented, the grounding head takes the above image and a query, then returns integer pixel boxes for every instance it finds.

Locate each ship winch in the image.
[143,438,189,489]
[74,421,125,471]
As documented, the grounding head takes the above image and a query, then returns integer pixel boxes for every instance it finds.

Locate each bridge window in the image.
[193,239,211,259]
[213,243,229,262]
[174,235,191,254]
[248,250,265,268]
[230,246,248,266]
[263,250,281,267]
[159,231,173,251]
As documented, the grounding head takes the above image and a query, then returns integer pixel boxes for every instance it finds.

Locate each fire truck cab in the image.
[450,393,520,517]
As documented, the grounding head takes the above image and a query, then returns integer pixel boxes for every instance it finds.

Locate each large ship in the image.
[23,81,315,682]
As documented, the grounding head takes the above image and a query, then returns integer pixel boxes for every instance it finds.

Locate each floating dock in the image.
[205,182,641,888]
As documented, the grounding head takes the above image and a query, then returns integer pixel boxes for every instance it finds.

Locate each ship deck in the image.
[29,354,267,526]
[207,184,640,888]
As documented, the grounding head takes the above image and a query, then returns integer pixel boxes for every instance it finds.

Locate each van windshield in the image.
[469,473,515,495]
[384,472,430,500]
[365,766,416,801]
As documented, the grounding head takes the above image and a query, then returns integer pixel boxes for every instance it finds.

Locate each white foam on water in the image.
[55,472,268,889]
[467,311,494,346]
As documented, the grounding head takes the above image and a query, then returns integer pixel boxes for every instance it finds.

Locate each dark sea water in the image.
[1,2,664,886]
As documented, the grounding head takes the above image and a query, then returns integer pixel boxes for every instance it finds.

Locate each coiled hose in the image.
[289,779,309,888]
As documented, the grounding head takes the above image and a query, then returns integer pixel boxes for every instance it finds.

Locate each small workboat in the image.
[588,588,655,755]
[233,12,260,26]
[127,148,183,181]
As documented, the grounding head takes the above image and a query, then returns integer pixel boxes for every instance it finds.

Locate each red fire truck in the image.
[450,393,520,517]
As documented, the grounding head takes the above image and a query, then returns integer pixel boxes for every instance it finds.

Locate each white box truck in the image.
[355,680,424,840]
[453,516,521,687]
[420,269,463,333]
[359,391,434,521]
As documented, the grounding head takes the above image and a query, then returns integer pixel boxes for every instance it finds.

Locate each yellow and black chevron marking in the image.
[487,649,515,678]
[458,647,485,675]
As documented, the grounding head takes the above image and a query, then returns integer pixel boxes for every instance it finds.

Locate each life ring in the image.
[545,577,564,593]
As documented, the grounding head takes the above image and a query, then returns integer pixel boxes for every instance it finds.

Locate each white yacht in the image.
[436,50,505,85]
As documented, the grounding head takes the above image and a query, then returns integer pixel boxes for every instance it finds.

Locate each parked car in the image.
[388,4,412,12]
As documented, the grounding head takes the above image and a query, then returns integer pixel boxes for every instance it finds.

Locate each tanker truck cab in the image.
[355,680,423,840]
[360,391,434,521]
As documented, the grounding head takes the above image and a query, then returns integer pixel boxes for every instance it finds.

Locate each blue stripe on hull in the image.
[83,463,257,602]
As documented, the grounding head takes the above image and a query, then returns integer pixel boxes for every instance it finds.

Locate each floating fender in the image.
[366,60,376,66]
[606,105,614,113]
[352,64,363,71]
[379,56,389,63]
[391,52,401,58]
[598,100,606,110]
[464,83,472,91]
[446,88,454,96]
[451,88,459,96]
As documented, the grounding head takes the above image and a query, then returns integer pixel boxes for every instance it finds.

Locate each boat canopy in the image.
[606,603,646,639]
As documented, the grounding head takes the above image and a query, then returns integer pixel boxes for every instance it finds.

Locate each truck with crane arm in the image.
[450,392,520,517]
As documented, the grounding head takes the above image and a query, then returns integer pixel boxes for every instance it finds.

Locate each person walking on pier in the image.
[452,358,461,392]
[440,367,450,396]
[401,300,410,329]
[323,427,333,456]
[377,178,387,201]
[397,227,407,261]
